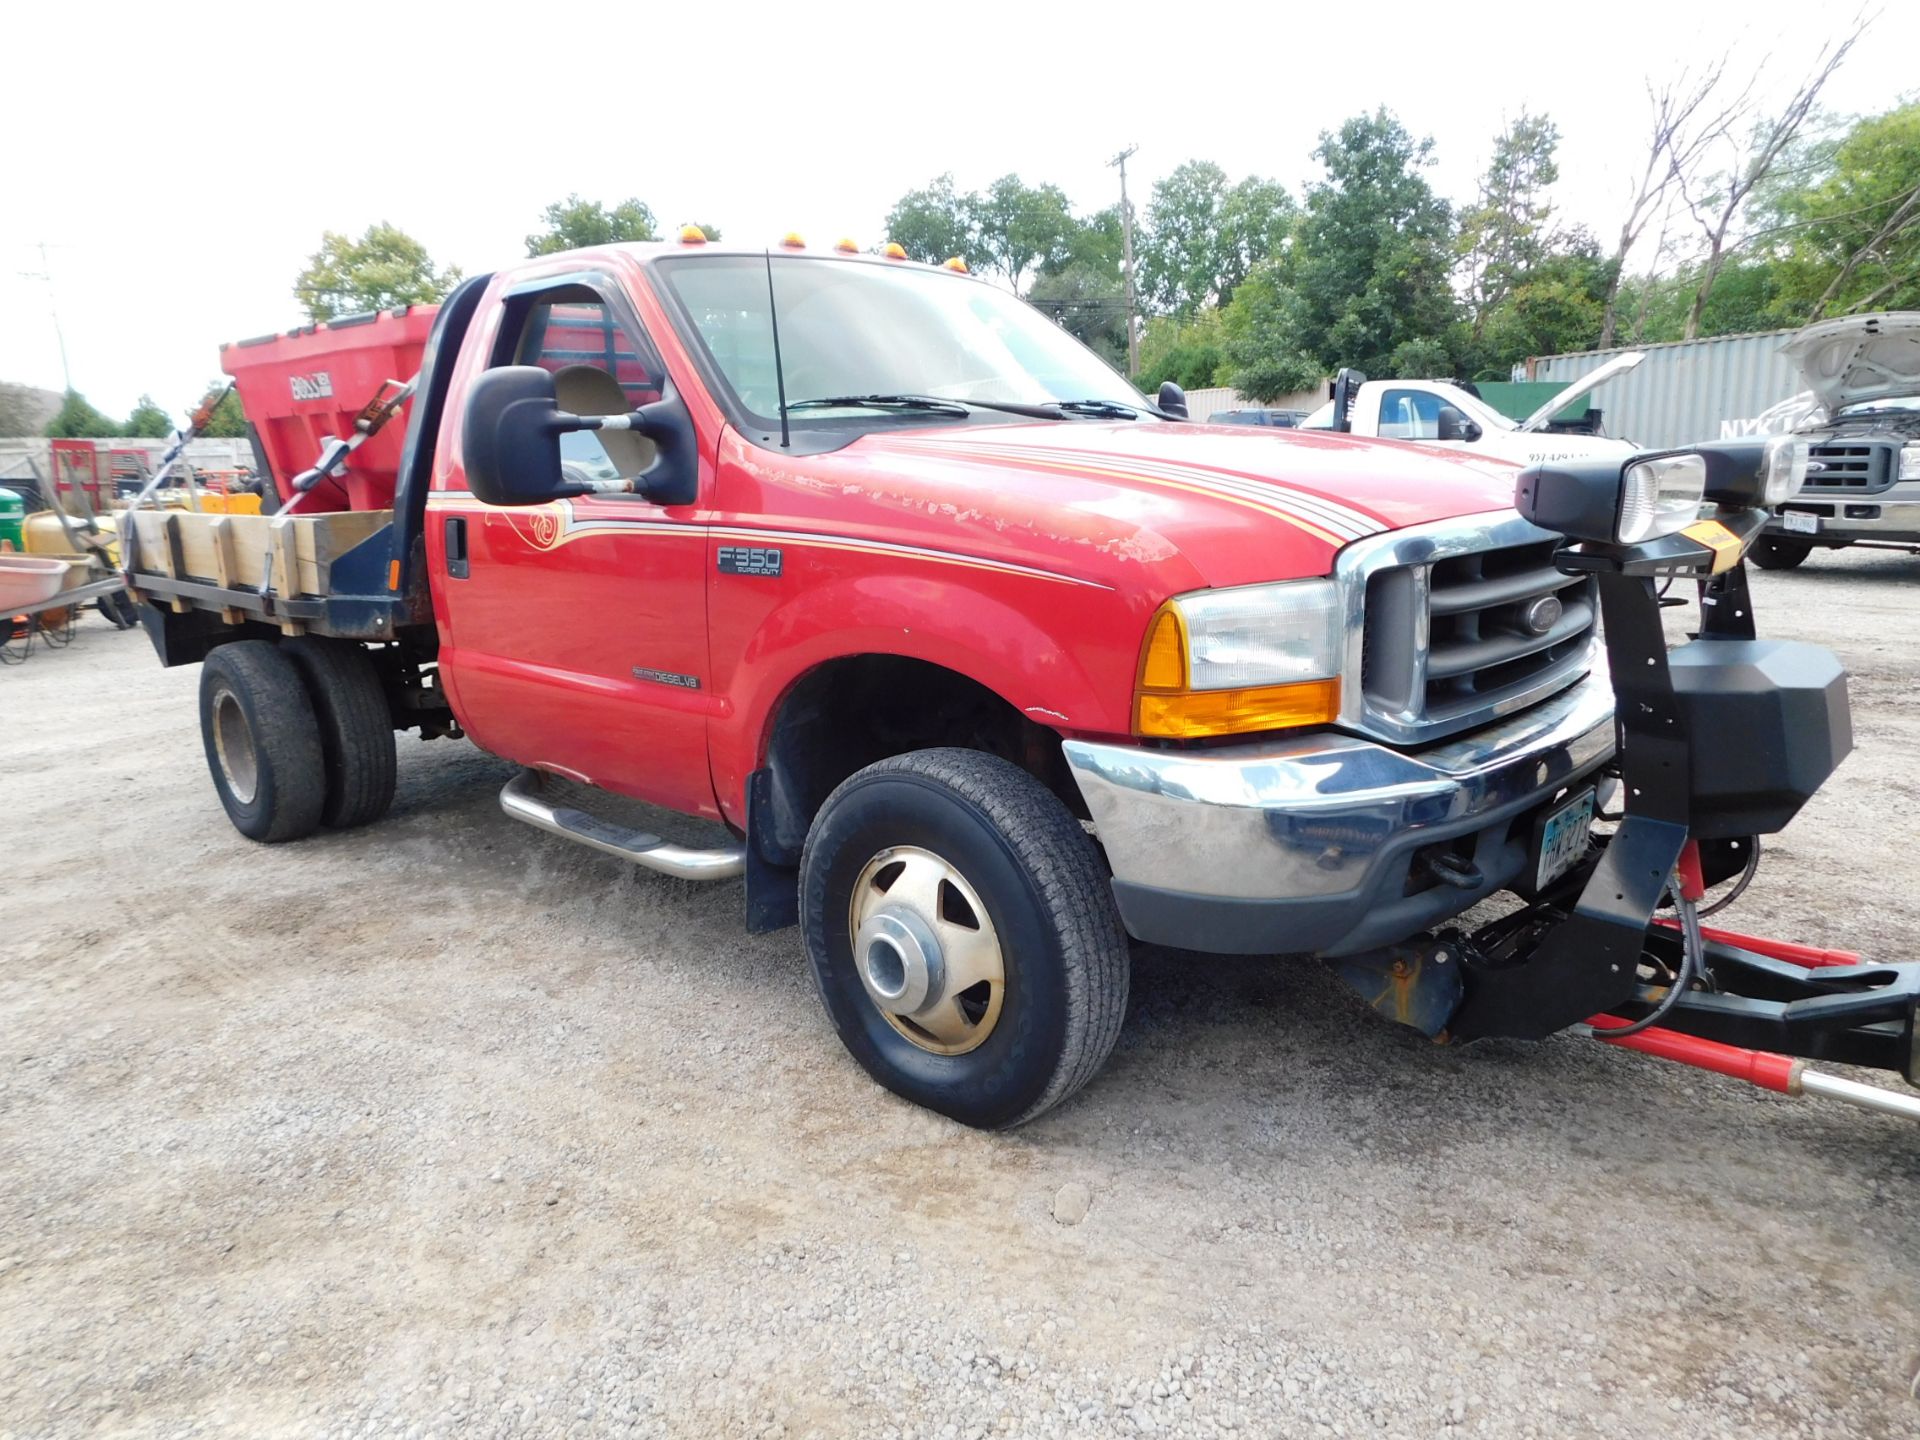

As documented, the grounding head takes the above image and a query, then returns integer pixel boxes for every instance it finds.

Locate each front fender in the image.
[709,567,1149,829]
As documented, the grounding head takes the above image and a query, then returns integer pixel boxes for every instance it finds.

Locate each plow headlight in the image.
[1618,454,1708,543]
[1134,580,1343,738]
[1518,438,1810,549]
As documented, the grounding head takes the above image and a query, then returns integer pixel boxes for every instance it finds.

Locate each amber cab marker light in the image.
[835,237,859,254]
[678,224,707,244]
[944,256,969,273]
[780,232,806,249]
[882,242,908,260]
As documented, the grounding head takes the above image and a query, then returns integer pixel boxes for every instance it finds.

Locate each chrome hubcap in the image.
[848,846,1005,1055]
[211,689,259,804]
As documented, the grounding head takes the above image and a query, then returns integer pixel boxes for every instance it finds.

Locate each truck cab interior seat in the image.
[554,364,658,477]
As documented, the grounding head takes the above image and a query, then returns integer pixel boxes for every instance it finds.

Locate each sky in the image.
[5,0,1914,422]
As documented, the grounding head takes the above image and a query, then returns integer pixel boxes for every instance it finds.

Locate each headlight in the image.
[1901,444,1920,482]
[1135,579,1342,738]
[1617,454,1707,543]
[1760,435,1810,504]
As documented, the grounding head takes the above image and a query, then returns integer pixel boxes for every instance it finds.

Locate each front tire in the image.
[1750,536,1814,570]
[198,641,327,843]
[800,748,1130,1129]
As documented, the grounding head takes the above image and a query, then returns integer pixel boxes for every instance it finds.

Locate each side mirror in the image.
[1157,381,1189,419]
[1437,407,1482,443]
[463,365,699,508]
[463,367,571,507]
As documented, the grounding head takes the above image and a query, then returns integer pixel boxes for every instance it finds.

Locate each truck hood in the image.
[1517,351,1644,432]
[849,421,1521,589]
[1780,313,1920,412]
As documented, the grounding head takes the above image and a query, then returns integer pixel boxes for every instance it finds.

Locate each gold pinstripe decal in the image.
[422,495,1109,588]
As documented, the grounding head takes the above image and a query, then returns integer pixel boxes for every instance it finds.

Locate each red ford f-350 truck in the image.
[124,237,1616,1127]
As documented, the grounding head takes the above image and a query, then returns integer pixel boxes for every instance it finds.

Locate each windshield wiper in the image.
[1056,398,1157,419]
[785,394,968,416]
[785,393,1068,420]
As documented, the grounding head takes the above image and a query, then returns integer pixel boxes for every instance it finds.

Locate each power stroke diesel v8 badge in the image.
[717,544,782,577]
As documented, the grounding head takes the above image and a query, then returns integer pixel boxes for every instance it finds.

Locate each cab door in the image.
[429,272,719,818]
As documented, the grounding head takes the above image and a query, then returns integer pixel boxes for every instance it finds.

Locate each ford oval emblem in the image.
[1523,595,1564,636]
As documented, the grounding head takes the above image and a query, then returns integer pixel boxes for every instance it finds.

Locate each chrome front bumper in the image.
[1773,485,1920,542]
[1062,668,1616,957]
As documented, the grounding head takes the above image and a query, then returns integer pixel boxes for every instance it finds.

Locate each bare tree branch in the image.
[1599,60,1740,349]
[1679,20,1863,338]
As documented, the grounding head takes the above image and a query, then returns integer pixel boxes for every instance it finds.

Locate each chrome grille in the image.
[1341,515,1598,745]
[1802,441,1894,493]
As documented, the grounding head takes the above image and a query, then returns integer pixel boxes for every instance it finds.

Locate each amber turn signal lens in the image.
[835,237,859,253]
[1135,679,1341,739]
[780,232,806,249]
[944,256,969,272]
[882,242,908,260]
[1138,606,1187,691]
[678,224,707,244]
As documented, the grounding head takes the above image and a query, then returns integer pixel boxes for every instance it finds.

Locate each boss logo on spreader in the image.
[717,544,782,578]
[289,371,334,402]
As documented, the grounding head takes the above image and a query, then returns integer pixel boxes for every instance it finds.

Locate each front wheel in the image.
[1750,536,1815,570]
[800,749,1130,1129]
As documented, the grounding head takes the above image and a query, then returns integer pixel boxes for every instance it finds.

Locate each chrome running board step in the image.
[499,770,745,882]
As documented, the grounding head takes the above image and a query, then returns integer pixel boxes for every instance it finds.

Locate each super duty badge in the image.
[717,544,782,578]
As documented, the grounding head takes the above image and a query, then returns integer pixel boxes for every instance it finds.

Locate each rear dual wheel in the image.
[800,749,1130,1129]
[197,638,395,842]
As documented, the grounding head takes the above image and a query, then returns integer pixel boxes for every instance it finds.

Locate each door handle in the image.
[445,516,469,579]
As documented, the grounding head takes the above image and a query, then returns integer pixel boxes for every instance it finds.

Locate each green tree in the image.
[1458,113,1561,343]
[969,175,1076,292]
[1459,235,1614,377]
[1028,263,1128,367]
[193,383,249,439]
[1222,110,1456,394]
[123,394,173,438]
[1139,162,1294,316]
[883,174,983,269]
[526,195,659,256]
[1763,102,1920,320]
[1136,311,1231,392]
[1052,206,1124,278]
[1219,264,1324,402]
[43,389,118,439]
[294,223,463,323]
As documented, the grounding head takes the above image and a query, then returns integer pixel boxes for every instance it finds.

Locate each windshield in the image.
[653,254,1146,428]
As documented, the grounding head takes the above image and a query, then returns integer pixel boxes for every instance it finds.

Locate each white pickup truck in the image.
[1299,354,1644,466]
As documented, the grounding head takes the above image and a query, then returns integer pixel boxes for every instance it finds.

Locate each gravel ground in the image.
[3,549,1918,1440]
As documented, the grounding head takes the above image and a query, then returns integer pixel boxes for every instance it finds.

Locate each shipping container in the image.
[1527,329,1807,452]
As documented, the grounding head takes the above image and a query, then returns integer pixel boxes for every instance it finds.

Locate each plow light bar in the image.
[1517,437,1811,547]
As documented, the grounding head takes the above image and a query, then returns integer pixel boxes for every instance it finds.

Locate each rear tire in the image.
[1750,536,1814,570]
[283,637,397,829]
[800,748,1130,1129]
[198,642,326,843]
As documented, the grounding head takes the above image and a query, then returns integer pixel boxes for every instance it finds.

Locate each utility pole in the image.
[20,242,75,392]
[1109,145,1140,378]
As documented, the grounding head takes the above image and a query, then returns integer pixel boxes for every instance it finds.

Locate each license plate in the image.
[1782,510,1819,535]
[1536,789,1595,889]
